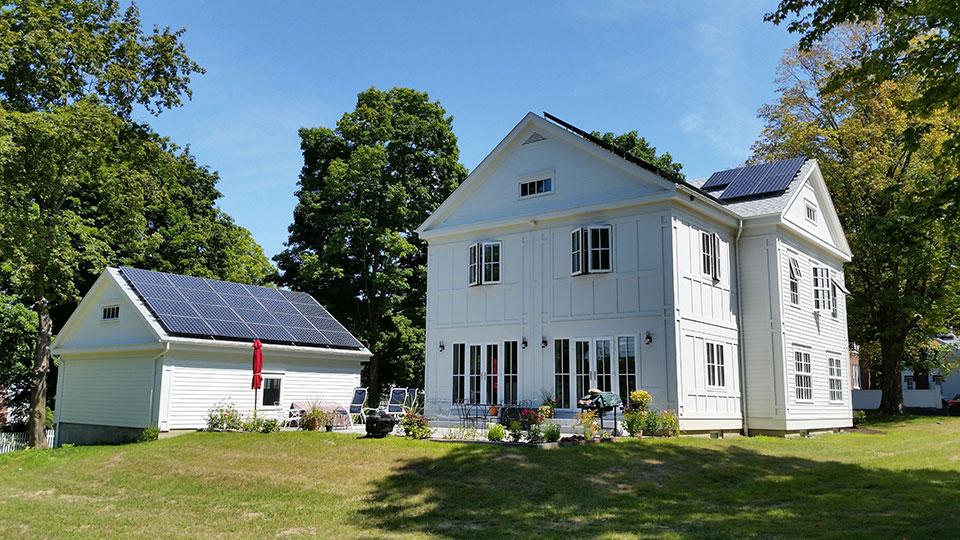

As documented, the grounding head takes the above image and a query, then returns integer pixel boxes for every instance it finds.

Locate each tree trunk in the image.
[28,293,52,449]
[367,352,380,404]
[878,333,906,416]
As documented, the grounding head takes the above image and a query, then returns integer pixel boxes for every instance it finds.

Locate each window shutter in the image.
[581,228,589,273]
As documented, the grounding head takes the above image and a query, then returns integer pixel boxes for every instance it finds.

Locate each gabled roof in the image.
[53,268,371,355]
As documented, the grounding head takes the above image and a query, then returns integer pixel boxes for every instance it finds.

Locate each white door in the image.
[483,343,499,404]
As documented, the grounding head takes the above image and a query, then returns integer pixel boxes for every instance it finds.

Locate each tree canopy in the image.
[751,26,960,414]
[276,87,467,397]
[590,130,684,178]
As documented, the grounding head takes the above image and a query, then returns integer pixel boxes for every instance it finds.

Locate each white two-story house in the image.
[416,113,853,435]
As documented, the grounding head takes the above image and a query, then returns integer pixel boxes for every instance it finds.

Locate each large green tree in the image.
[751,27,960,414]
[590,130,684,177]
[276,87,467,398]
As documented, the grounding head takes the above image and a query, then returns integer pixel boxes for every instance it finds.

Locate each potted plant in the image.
[300,403,327,431]
[322,410,335,432]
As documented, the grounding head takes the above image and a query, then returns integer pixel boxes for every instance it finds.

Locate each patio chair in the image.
[403,388,419,413]
[385,387,407,419]
[348,387,370,425]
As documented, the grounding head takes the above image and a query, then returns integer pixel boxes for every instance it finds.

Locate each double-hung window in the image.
[570,226,612,275]
[701,231,721,281]
[468,241,501,286]
[262,377,281,407]
[706,342,725,388]
[828,357,843,402]
[795,351,812,401]
[789,257,801,306]
[813,266,832,311]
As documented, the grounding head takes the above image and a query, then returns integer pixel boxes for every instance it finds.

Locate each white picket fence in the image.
[0,430,55,453]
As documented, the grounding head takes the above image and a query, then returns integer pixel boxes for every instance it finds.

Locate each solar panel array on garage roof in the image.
[703,157,807,200]
[119,267,363,350]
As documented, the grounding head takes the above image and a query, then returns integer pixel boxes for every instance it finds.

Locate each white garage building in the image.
[52,267,369,446]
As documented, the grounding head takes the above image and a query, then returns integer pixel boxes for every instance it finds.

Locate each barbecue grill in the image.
[365,409,395,438]
[577,390,623,436]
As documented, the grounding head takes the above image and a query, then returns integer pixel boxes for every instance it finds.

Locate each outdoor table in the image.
[289,401,351,428]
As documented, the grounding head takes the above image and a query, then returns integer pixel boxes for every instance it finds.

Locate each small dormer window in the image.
[101,305,120,321]
[805,202,817,223]
[519,177,552,198]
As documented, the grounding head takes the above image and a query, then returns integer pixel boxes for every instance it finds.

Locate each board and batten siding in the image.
[779,235,851,422]
[163,351,361,429]
[58,354,157,428]
[424,203,677,414]
[672,211,741,428]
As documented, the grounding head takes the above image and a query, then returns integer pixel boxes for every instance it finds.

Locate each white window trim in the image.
[701,231,721,281]
[812,266,832,312]
[588,225,613,273]
[570,228,584,276]
[517,170,555,200]
[706,341,726,390]
[100,304,120,322]
[828,356,843,403]
[616,334,638,402]
[468,241,501,286]
[260,372,285,409]
[788,257,801,307]
[794,350,813,402]
[805,201,818,224]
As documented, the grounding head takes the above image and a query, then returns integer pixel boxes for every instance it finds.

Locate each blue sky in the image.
[134,1,798,261]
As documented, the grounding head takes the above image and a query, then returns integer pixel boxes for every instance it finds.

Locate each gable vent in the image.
[523,132,547,145]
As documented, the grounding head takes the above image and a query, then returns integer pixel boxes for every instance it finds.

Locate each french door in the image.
[555,336,635,409]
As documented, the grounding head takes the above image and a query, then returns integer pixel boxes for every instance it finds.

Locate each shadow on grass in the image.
[358,440,959,539]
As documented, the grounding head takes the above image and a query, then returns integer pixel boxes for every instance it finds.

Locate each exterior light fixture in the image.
[644,332,653,345]
[541,337,548,348]
[438,341,445,352]
[522,337,528,349]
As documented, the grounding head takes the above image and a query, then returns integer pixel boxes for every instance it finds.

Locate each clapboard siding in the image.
[164,352,362,429]
[59,355,156,428]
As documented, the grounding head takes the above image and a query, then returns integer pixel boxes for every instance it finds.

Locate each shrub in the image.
[852,410,867,425]
[642,409,679,437]
[242,415,266,433]
[487,423,505,442]
[206,402,242,431]
[260,418,280,433]
[574,409,599,438]
[399,411,432,439]
[140,426,160,442]
[544,423,561,442]
[628,390,652,413]
[508,421,523,442]
[526,425,545,443]
[538,404,554,419]
[45,407,55,430]
[623,411,645,437]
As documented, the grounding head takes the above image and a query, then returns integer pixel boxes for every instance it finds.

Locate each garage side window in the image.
[262,378,281,407]
[101,305,120,321]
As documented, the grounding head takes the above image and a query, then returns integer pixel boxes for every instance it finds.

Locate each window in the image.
[904,375,915,390]
[262,378,281,407]
[701,231,721,280]
[571,229,583,276]
[595,339,613,392]
[570,226,612,275]
[831,282,838,318]
[806,202,818,223]
[575,340,591,402]
[706,342,725,388]
[485,344,499,405]
[813,266,832,311]
[795,351,812,401]
[503,341,518,405]
[468,345,482,404]
[788,257,801,306]
[617,336,637,404]
[452,343,466,403]
[851,365,862,390]
[554,339,571,409]
[828,357,843,402]
[519,177,552,198]
[468,241,501,286]
[101,305,120,321]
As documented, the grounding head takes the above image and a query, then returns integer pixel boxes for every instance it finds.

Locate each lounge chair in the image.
[386,387,407,419]
[348,387,370,425]
[403,388,419,413]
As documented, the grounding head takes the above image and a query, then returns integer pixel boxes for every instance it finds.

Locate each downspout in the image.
[147,342,169,429]
[735,219,750,436]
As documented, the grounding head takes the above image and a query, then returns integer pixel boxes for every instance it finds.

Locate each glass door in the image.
[484,343,499,404]
[595,338,613,393]
[617,336,638,403]
[468,344,482,404]
[554,339,571,409]
[575,340,591,402]
[503,341,518,405]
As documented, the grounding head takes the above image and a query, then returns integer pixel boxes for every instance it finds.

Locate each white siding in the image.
[54,276,157,350]
[58,354,156,428]
[163,350,362,429]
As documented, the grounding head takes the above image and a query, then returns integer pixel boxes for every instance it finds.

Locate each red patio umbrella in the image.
[252,339,263,412]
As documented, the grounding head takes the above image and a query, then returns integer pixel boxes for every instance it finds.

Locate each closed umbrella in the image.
[252,339,263,413]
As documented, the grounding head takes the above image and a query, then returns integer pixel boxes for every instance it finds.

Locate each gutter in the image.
[147,342,169,430]
[734,218,750,436]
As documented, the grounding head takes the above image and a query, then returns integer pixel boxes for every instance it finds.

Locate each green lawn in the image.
[2,417,959,539]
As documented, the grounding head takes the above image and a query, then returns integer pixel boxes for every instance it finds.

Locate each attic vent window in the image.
[101,305,120,321]
[519,177,552,198]
[805,202,818,223]
[523,132,547,145]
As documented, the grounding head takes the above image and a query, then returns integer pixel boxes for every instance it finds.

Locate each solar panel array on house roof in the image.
[703,156,807,201]
[119,267,363,350]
